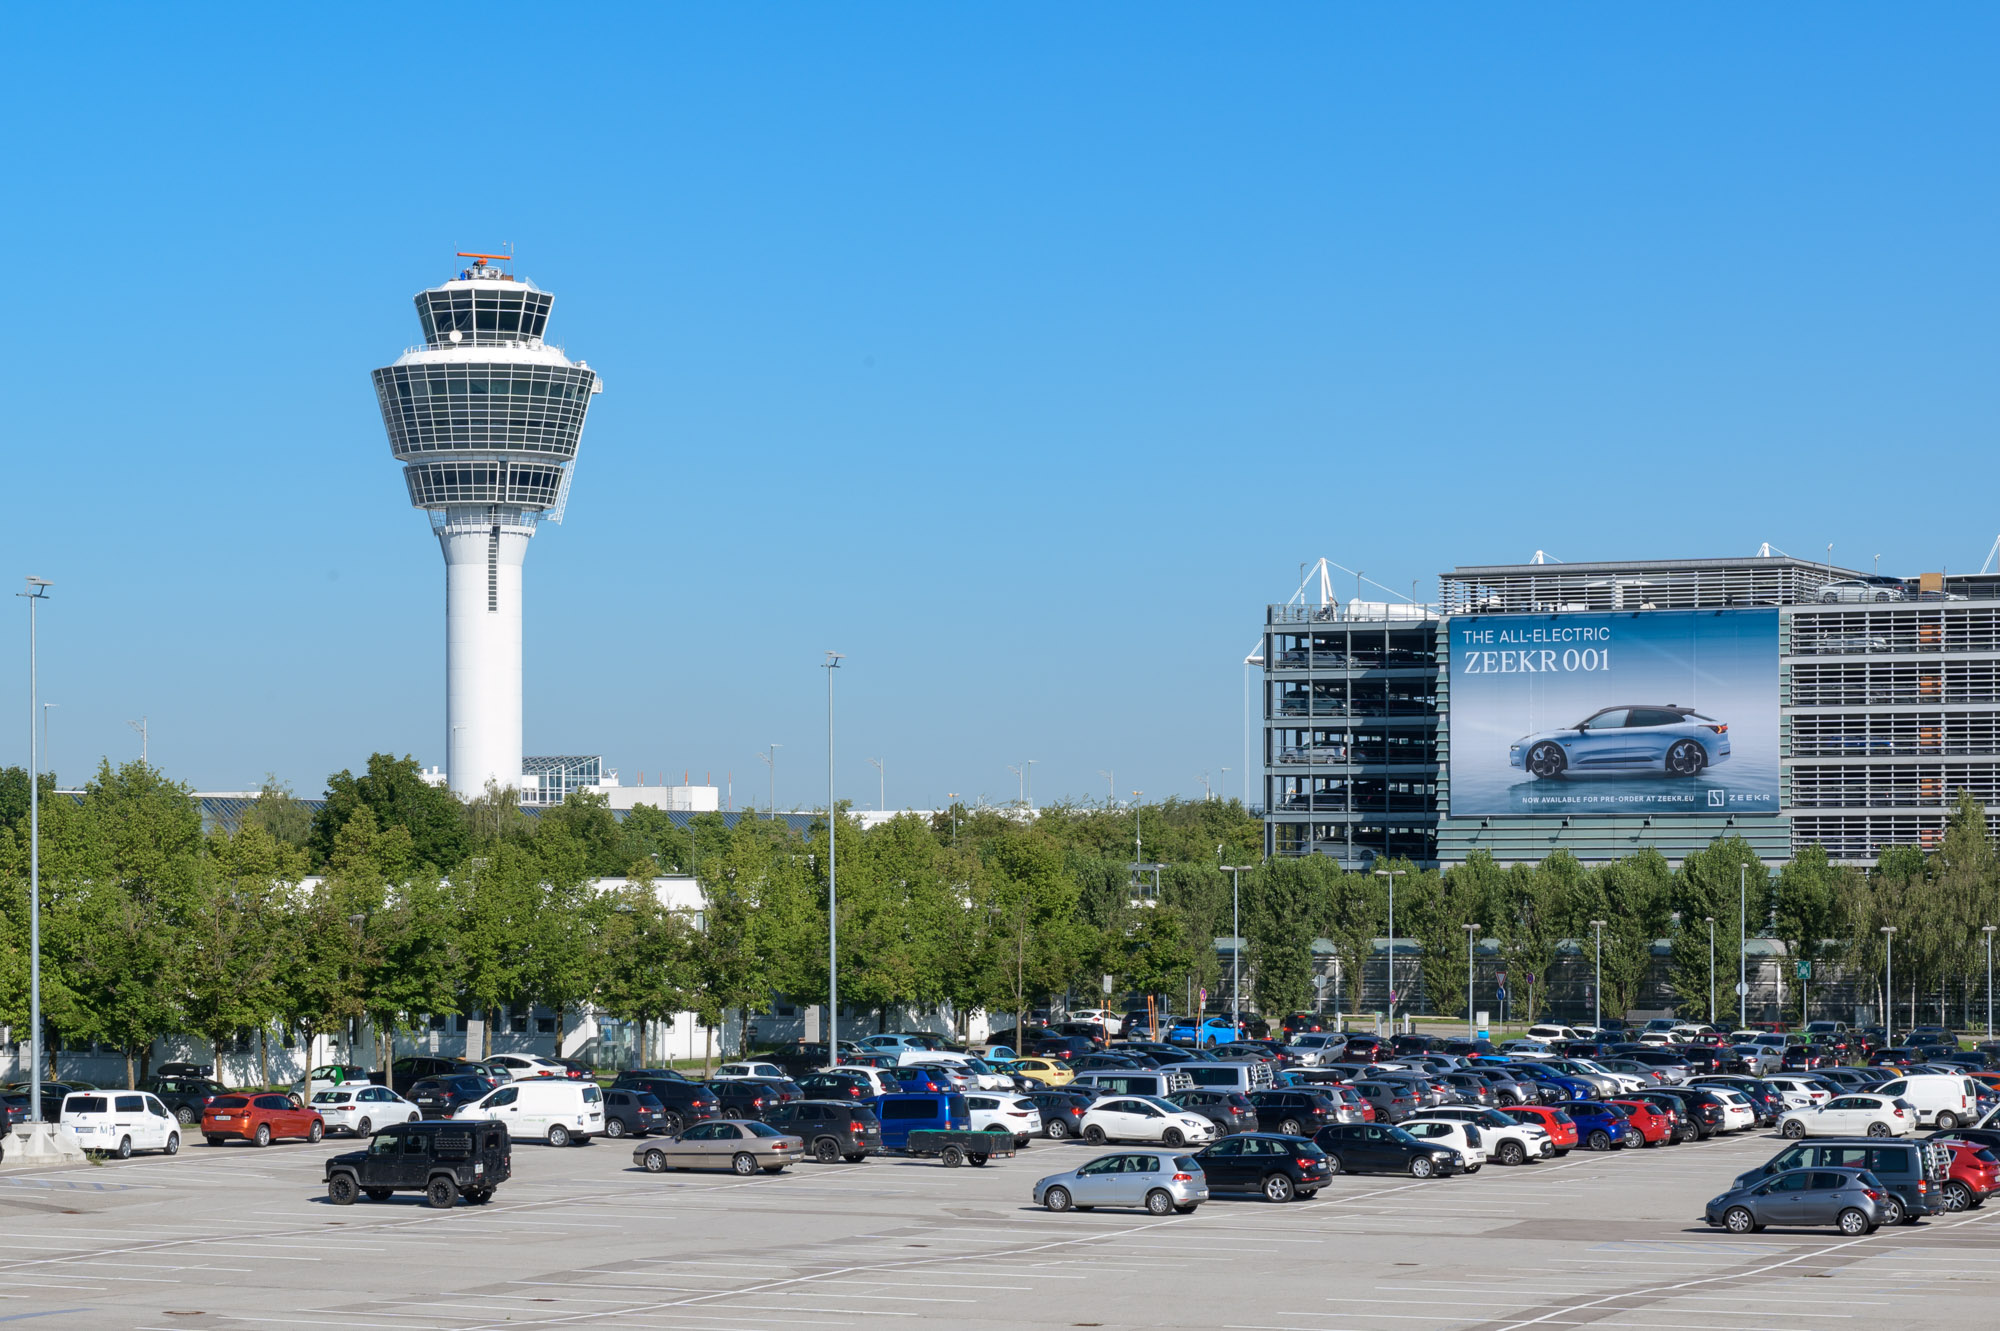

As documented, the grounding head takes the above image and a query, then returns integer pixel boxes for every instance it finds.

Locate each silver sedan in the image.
[1034,1149,1208,1215]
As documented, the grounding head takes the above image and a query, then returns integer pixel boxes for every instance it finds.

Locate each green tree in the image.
[309,753,467,873]
[1772,844,1842,1023]
[1588,850,1674,1022]
[241,774,313,849]
[1246,857,1321,1018]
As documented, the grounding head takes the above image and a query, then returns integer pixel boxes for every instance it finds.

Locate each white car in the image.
[1523,1024,1582,1044]
[1778,1094,1913,1139]
[1637,1030,1676,1047]
[1424,1106,1553,1165]
[60,1090,180,1157]
[831,1065,902,1097]
[713,1062,790,1083]
[289,1064,374,1098]
[1079,1095,1218,1148]
[966,1094,1043,1144]
[1763,1076,1831,1110]
[1567,1059,1645,1093]
[1400,1118,1488,1171]
[311,1084,421,1136]
[951,1058,1016,1091]
[1707,1087,1758,1132]
[1066,1008,1120,1029]
[484,1053,571,1080]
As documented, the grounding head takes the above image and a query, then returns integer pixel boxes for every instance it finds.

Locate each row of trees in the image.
[3,754,1998,1084]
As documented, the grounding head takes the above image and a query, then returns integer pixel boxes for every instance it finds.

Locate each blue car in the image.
[1512,1066,1593,1103]
[1565,1101,1633,1151]
[1510,705,1731,779]
[1169,1017,1243,1049]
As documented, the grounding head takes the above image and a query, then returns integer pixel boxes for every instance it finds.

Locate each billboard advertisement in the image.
[1447,608,1778,817]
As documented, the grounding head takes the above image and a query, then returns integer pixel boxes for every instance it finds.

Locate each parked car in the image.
[1421,1105,1553,1164]
[454,1078,604,1146]
[1706,1167,1887,1234]
[289,1064,371,1098]
[1314,1122,1464,1177]
[713,1061,791,1083]
[1350,1080,1422,1124]
[1168,1016,1242,1049]
[1735,1138,1951,1226]
[1931,1136,2000,1212]
[1194,1133,1332,1201]
[1400,1118,1488,1170]
[869,1092,971,1150]
[1874,1074,1979,1129]
[632,1119,804,1175]
[763,1100,882,1162]
[1280,1013,1331,1038]
[483,1053,574,1080]
[389,1056,466,1097]
[409,1074,500,1121]
[311,1084,421,1137]
[1505,1104,1578,1154]
[1026,1090,1093,1140]
[600,1088,668,1138]
[1027,1035,1096,1061]
[139,1075,227,1126]
[324,1119,512,1209]
[202,1092,324,1147]
[707,1079,785,1121]
[1246,1089,1339,1136]
[1818,578,1907,604]
[966,1094,1042,1146]
[61,1090,180,1157]
[1080,1096,1218,1147]
[1168,1089,1259,1137]
[1564,1102,1634,1152]
[155,1062,214,1080]
[1036,1149,1209,1214]
[1607,1098,1675,1147]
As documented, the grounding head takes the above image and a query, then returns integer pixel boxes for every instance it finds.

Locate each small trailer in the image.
[902,1128,1017,1167]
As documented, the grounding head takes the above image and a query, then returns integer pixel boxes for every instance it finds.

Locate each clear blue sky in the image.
[3,9,1996,809]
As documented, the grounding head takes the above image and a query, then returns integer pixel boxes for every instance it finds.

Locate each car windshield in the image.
[742,1121,783,1138]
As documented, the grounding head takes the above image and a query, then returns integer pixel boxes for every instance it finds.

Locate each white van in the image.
[1876,1074,1979,1129]
[62,1090,180,1157]
[1524,1025,1581,1044]
[455,1078,605,1146]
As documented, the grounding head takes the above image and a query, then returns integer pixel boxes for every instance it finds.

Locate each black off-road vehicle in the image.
[324,1120,511,1209]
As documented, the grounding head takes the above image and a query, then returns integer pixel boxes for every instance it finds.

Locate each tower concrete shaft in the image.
[372,256,601,798]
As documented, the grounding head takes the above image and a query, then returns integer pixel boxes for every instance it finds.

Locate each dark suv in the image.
[1193,1132,1332,1202]
[390,1056,467,1097]
[764,1100,883,1162]
[139,1075,227,1125]
[409,1074,494,1120]
[602,1088,667,1138]
[1315,1122,1464,1177]
[612,1073,720,1133]
[324,1120,512,1209]
[1246,1089,1336,1136]
[1169,1089,1258,1136]
[797,1072,877,1103]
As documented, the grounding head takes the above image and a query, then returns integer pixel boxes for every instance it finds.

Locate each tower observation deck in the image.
[371,255,603,799]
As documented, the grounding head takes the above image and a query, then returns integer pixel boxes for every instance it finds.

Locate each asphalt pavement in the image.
[0,1126,1993,1330]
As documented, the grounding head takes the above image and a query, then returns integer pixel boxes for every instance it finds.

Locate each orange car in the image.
[202,1092,324,1147]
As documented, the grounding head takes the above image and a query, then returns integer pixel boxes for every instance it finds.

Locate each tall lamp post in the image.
[19,577,50,1123]
[1464,923,1481,1041]
[1881,925,1897,1047]
[1590,920,1606,1031]
[1222,864,1255,1037]
[760,743,781,818]
[1375,868,1406,1029]
[1985,925,1997,1043]
[1738,864,1749,1029]
[1704,917,1715,1027]
[823,653,842,1064]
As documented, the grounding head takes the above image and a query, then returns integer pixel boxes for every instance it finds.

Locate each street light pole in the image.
[1590,920,1606,1031]
[1739,864,1749,1029]
[1704,917,1716,1027]
[1374,869,1406,1029]
[823,654,843,1065]
[1985,926,1996,1043]
[761,743,781,818]
[1464,923,1481,1041]
[39,702,55,781]
[1881,925,1897,1047]
[19,577,50,1116]
[1216,859,1248,1039]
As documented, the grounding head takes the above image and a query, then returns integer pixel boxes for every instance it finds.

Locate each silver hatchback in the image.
[1035,1150,1208,1215]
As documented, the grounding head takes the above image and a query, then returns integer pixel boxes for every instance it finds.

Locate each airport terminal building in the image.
[1261,552,2000,867]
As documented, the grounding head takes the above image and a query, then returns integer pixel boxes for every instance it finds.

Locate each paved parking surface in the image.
[0,1128,1994,1330]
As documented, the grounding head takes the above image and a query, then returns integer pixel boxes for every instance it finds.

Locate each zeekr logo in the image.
[1707,789,1726,808]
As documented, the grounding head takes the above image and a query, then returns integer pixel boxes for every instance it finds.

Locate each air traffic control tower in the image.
[371,254,602,798]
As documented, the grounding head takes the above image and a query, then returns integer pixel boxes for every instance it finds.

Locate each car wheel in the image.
[659,1112,683,1136]
[1162,1127,1184,1148]
[1782,1120,1806,1138]
[1587,1130,1611,1152]
[307,1120,324,1143]
[1723,1206,1757,1234]
[356,1117,372,1137]
[1263,1172,1296,1203]
[605,1117,627,1139]
[1525,742,1567,778]
[1083,1125,1106,1145]
[941,1145,966,1168]
[164,1132,179,1156]
[1324,1153,1343,1174]
[1836,1206,1871,1235]
[1882,1196,1906,1226]
[115,1135,132,1160]
[1937,1112,1960,1130]
[407,1112,418,1123]
[1664,739,1707,777]
[426,1176,458,1209]
[643,1148,667,1173]
[254,1124,272,1148]
[365,1186,393,1201]
[1410,1155,1436,1179]
[732,1152,757,1176]
[1498,1141,1526,1166]
[1867,1122,1892,1137]
[813,1137,840,1163]
[547,1125,571,1148]
[1046,1119,1070,1140]
[1943,1181,1973,1213]
[1044,1185,1072,1213]
[1146,1188,1174,1215]
[174,1106,196,1125]
[1278,1118,1302,1136]
[328,1174,358,1205]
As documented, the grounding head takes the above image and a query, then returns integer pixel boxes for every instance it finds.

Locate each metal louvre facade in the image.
[372,363,595,459]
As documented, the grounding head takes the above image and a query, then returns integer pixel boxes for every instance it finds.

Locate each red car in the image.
[202,1092,324,1147]
[1935,1138,2000,1212]
[1608,1099,1674,1147]
[1505,1104,1578,1155]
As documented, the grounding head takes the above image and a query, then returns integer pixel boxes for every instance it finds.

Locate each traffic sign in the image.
[1734,981,1750,996]
[1796,960,1812,979]
[1494,988,1507,1002]
[1388,990,1399,1004]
